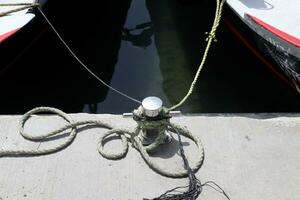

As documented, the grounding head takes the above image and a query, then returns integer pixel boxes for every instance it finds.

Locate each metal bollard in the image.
[139,96,171,145]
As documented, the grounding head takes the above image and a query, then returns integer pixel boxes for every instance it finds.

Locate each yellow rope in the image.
[0,3,39,17]
[168,0,226,111]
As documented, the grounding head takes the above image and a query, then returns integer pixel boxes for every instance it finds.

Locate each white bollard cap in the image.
[142,96,163,117]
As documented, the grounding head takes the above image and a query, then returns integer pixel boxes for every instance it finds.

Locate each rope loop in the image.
[133,106,170,152]
[20,107,76,140]
[97,129,131,160]
[132,122,204,178]
[1,107,204,178]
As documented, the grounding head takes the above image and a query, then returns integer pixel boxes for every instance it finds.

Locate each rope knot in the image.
[132,106,172,151]
[205,31,217,42]
[133,106,171,128]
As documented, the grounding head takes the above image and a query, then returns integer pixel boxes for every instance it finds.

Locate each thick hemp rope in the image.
[0,3,39,17]
[0,106,204,179]
[0,0,230,199]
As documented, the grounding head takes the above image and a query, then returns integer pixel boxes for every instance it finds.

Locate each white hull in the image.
[0,0,40,42]
[227,0,300,60]
[226,0,300,91]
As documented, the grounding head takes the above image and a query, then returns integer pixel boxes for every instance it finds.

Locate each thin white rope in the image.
[37,7,142,104]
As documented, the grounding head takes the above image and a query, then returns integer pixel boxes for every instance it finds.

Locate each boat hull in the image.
[225,0,300,92]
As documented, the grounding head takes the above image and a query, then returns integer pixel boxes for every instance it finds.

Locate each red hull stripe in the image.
[0,28,20,43]
[247,14,300,48]
[223,17,295,90]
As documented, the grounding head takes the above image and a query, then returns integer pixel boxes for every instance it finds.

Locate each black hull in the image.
[0,1,132,114]
[224,4,300,92]
[0,10,46,73]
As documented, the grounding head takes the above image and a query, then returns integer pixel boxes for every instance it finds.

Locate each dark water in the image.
[0,0,299,114]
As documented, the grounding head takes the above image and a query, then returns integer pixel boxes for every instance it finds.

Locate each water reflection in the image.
[0,0,132,114]
[95,0,167,113]
[0,0,299,114]
[122,21,154,48]
[145,0,214,112]
[107,0,299,113]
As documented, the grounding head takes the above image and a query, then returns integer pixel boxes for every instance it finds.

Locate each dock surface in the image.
[0,113,300,199]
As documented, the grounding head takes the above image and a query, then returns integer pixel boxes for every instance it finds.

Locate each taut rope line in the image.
[168,0,226,111]
[0,2,142,104]
[36,7,142,104]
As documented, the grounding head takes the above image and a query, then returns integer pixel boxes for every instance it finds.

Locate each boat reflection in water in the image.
[0,0,132,114]
[0,0,299,114]
[145,0,300,113]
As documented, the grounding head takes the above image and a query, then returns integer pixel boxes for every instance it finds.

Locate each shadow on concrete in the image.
[150,135,190,159]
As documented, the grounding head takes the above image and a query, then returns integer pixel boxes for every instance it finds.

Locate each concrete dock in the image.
[0,113,300,199]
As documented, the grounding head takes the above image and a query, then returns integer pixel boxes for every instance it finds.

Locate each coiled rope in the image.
[0,0,230,199]
[0,106,204,179]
